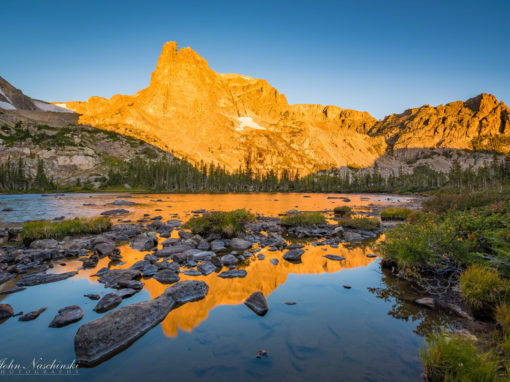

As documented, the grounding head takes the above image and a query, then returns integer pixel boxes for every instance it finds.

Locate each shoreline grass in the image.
[20,217,111,244]
[338,216,380,230]
[280,212,326,227]
[380,207,413,221]
[183,209,256,238]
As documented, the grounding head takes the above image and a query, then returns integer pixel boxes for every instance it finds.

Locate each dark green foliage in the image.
[182,209,256,238]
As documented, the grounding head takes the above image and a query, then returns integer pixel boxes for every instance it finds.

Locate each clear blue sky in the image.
[1,0,509,119]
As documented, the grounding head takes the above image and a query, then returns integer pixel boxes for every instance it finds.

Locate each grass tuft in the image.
[421,331,498,382]
[20,217,111,244]
[338,216,380,230]
[333,206,352,217]
[380,207,413,221]
[183,209,256,238]
[459,264,505,312]
[280,212,326,227]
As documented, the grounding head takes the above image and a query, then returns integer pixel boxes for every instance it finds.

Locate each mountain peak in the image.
[464,93,500,114]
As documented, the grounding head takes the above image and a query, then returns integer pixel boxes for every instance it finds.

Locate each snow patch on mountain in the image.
[34,101,74,113]
[236,116,266,132]
[0,100,15,110]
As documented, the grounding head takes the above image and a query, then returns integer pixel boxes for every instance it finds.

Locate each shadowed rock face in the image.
[74,280,209,366]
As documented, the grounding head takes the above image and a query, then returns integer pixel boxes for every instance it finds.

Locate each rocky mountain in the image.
[57,42,509,175]
[1,42,509,184]
[0,77,176,186]
[61,42,384,175]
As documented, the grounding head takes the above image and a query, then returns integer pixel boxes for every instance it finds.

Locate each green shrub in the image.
[333,206,352,217]
[20,217,111,244]
[338,216,380,230]
[380,207,413,221]
[421,332,498,382]
[183,209,256,238]
[280,212,326,227]
[496,303,510,334]
[423,190,510,214]
[460,265,504,311]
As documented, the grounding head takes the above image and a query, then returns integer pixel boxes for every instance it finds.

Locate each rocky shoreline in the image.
[1,201,480,366]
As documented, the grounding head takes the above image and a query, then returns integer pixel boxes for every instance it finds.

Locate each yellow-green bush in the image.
[21,217,111,243]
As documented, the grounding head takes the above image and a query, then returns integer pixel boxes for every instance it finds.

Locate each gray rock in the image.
[130,233,158,251]
[244,291,269,316]
[210,240,226,252]
[332,226,344,236]
[257,253,265,260]
[74,281,208,366]
[94,293,122,313]
[283,249,305,262]
[197,239,210,250]
[30,239,58,250]
[108,200,137,206]
[84,294,101,300]
[98,269,141,288]
[182,269,201,276]
[0,271,14,285]
[153,270,180,284]
[415,297,435,308]
[94,241,118,257]
[49,305,84,327]
[155,245,191,258]
[218,270,247,278]
[19,307,47,321]
[221,254,238,266]
[197,261,216,275]
[117,288,137,299]
[101,209,130,216]
[117,279,144,290]
[166,219,183,228]
[0,286,26,295]
[343,230,362,241]
[230,238,252,251]
[16,271,78,286]
[0,304,14,319]
[270,258,279,266]
[323,255,346,261]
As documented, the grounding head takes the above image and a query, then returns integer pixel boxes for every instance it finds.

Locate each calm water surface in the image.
[0,193,446,381]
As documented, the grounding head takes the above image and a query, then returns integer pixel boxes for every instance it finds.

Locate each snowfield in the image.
[0,100,16,110]
[34,100,74,113]
[235,116,266,131]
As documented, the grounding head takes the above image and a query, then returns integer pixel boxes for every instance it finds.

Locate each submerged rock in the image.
[74,281,208,366]
[244,292,269,316]
[153,270,180,284]
[100,209,130,216]
[49,305,84,328]
[84,294,101,301]
[98,269,141,288]
[283,249,305,262]
[0,304,14,319]
[230,238,252,251]
[16,271,78,287]
[218,270,247,278]
[323,255,346,261]
[19,307,47,322]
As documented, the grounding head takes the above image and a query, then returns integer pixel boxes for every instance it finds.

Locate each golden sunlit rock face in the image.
[62,42,383,175]
[62,42,510,174]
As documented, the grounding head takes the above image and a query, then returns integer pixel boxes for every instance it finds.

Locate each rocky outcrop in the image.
[74,280,208,366]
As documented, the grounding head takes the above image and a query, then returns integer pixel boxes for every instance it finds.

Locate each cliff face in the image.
[61,42,383,174]
[369,93,510,153]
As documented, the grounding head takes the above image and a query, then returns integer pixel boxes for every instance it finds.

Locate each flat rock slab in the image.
[84,294,101,300]
[283,249,305,262]
[74,280,208,366]
[94,293,122,313]
[101,209,130,216]
[218,270,247,279]
[244,292,269,316]
[49,305,84,328]
[117,288,137,299]
[182,269,201,276]
[0,287,26,295]
[323,255,346,261]
[98,269,141,288]
[0,271,15,285]
[19,307,47,322]
[197,261,216,275]
[16,271,78,287]
[153,270,180,284]
[130,233,158,251]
